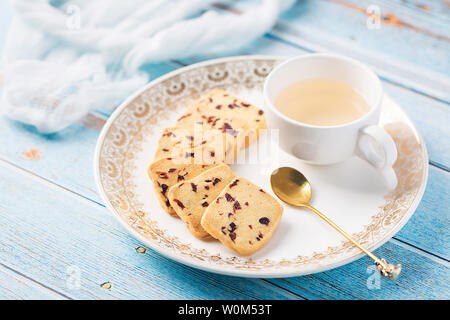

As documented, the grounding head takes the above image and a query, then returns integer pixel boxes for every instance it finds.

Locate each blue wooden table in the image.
[0,1,449,300]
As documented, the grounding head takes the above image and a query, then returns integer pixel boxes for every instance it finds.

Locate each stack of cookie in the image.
[148,90,283,256]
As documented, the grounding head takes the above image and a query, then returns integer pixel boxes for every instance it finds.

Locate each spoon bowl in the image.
[270,167,312,206]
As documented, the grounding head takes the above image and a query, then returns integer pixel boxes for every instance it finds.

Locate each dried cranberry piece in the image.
[229,179,239,188]
[206,116,216,124]
[168,168,176,173]
[201,201,209,207]
[221,122,232,132]
[212,178,221,186]
[220,123,239,137]
[229,232,236,242]
[211,118,220,127]
[233,201,241,211]
[191,183,197,192]
[158,172,168,179]
[178,113,192,121]
[225,193,234,202]
[173,199,185,209]
[161,184,168,195]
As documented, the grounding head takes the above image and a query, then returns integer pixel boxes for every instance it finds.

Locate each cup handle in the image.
[356,125,398,190]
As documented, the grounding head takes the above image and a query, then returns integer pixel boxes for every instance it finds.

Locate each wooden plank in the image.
[390,0,450,19]
[395,166,450,258]
[219,0,450,101]
[0,161,301,300]
[382,82,450,170]
[0,264,67,300]
[268,240,450,300]
[0,119,105,205]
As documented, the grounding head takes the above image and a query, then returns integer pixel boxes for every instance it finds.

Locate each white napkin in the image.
[1,0,294,133]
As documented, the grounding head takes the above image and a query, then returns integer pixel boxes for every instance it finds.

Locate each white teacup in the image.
[264,54,397,190]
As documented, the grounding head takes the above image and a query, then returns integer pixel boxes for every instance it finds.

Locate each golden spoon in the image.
[270,167,401,280]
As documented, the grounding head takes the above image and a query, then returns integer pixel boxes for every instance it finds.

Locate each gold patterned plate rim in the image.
[94,55,428,278]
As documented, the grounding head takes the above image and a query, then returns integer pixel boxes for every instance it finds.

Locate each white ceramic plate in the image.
[94,56,428,278]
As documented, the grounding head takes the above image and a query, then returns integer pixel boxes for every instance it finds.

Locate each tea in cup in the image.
[264,54,397,190]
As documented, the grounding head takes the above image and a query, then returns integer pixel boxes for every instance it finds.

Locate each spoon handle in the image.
[304,204,401,280]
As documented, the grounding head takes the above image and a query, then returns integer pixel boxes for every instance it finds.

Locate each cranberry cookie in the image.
[201,177,283,256]
[168,164,235,239]
[148,156,218,215]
